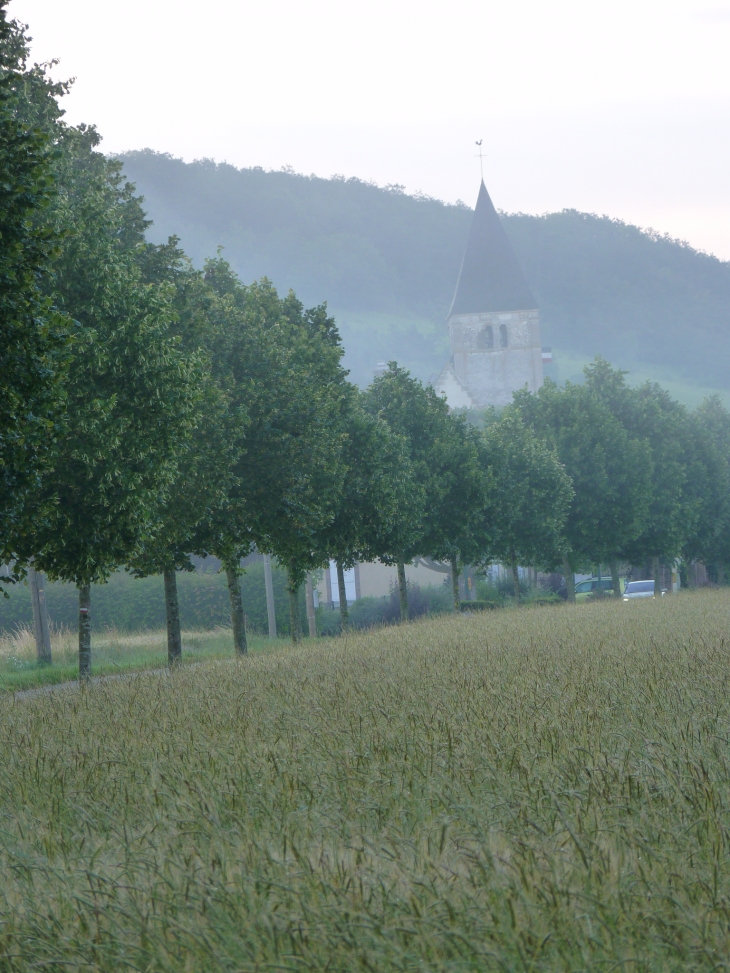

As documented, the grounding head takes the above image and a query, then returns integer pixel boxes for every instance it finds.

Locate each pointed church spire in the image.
[449,181,536,316]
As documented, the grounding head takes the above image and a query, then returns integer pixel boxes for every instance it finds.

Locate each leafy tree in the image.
[682,397,730,582]
[321,392,413,628]
[128,248,245,664]
[584,360,690,594]
[363,364,455,620]
[201,258,350,644]
[18,125,199,679]
[251,294,351,642]
[0,4,71,586]
[512,375,652,600]
[422,413,491,611]
[362,364,489,618]
[480,410,573,601]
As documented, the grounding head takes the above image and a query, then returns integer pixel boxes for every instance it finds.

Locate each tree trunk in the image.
[305,573,317,638]
[594,563,603,599]
[688,561,697,589]
[652,556,661,596]
[287,561,302,644]
[563,558,576,604]
[450,555,460,611]
[225,562,248,656]
[510,549,521,603]
[610,559,621,598]
[397,560,409,622]
[78,584,91,682]
[164,568,183,666]
[29,564,52,665]
[717,561,725,586]
[263,554,277,638]
[336,560,349,630]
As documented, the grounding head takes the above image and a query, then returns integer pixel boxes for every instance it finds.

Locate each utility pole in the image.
[28,564,52,664]
[263,554,277,638]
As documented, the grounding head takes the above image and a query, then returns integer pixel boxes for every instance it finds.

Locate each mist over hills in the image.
[119,150,730,395]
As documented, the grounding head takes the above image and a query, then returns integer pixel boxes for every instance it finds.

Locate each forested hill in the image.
[119,149,730,392]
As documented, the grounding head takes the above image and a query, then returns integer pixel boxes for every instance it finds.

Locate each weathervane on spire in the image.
[475,140,485,180]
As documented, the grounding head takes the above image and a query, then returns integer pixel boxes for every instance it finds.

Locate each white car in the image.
[623,580,666,600]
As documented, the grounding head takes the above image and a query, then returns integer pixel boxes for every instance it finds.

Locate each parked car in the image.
[574,577,616,601]
[623,580,666,600]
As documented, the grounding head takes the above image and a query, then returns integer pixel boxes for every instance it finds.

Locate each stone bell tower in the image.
[435,181,543,409]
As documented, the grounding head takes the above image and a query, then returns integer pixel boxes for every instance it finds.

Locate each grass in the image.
[0,624,289,692]
[2,591,730,969]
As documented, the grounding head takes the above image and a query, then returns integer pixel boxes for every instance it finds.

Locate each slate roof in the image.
[449,181,537,316]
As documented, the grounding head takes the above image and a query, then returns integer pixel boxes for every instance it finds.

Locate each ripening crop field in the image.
[2,592,730,972]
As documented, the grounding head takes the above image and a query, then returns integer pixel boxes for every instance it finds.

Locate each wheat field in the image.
[2,591,730,971]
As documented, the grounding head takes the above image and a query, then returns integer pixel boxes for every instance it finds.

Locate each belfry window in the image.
[477,325,493,350]
[499,324,508,348]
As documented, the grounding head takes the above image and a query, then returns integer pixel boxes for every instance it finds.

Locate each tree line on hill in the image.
[3,6,730,679]
[118,150,730,390]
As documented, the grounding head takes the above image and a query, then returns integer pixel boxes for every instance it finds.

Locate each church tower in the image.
[435,181,543,409]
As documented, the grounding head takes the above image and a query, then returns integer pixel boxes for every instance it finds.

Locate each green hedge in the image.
[0,564,305,635]
[460,600,499,612]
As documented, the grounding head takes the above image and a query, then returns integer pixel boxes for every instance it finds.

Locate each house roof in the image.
[449,181,537,317]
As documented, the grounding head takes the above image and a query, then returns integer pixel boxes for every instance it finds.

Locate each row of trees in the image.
[3,5,730,678]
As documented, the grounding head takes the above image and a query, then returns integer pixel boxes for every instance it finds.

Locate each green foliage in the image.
[118,152,470,328]
[683,396,730,570]
[473,575,563,608]
[200,258,351,597]
[0,5,71,580]
[9,0,730,621]
[584,359,690,565]
[0,15,200,591]
[418,406,490,575]
[118,150,730,389]
[362,363,457,565]
[21,128,200,587]
[322,392,414,573]
[481,409,573,584]
[250,292,350,590]
[512,374,652,571]
[129,248,245,577]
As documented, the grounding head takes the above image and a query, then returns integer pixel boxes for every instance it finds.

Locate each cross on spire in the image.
[475,140,485,180]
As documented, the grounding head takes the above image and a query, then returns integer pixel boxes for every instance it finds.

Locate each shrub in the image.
[524,589,562,606]
[473,576,561,608]
[474,579,508,606]
[316,582,453,635]
[459,600,499,612]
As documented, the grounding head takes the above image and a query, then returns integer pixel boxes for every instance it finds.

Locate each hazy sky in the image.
[13,0,730,258]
